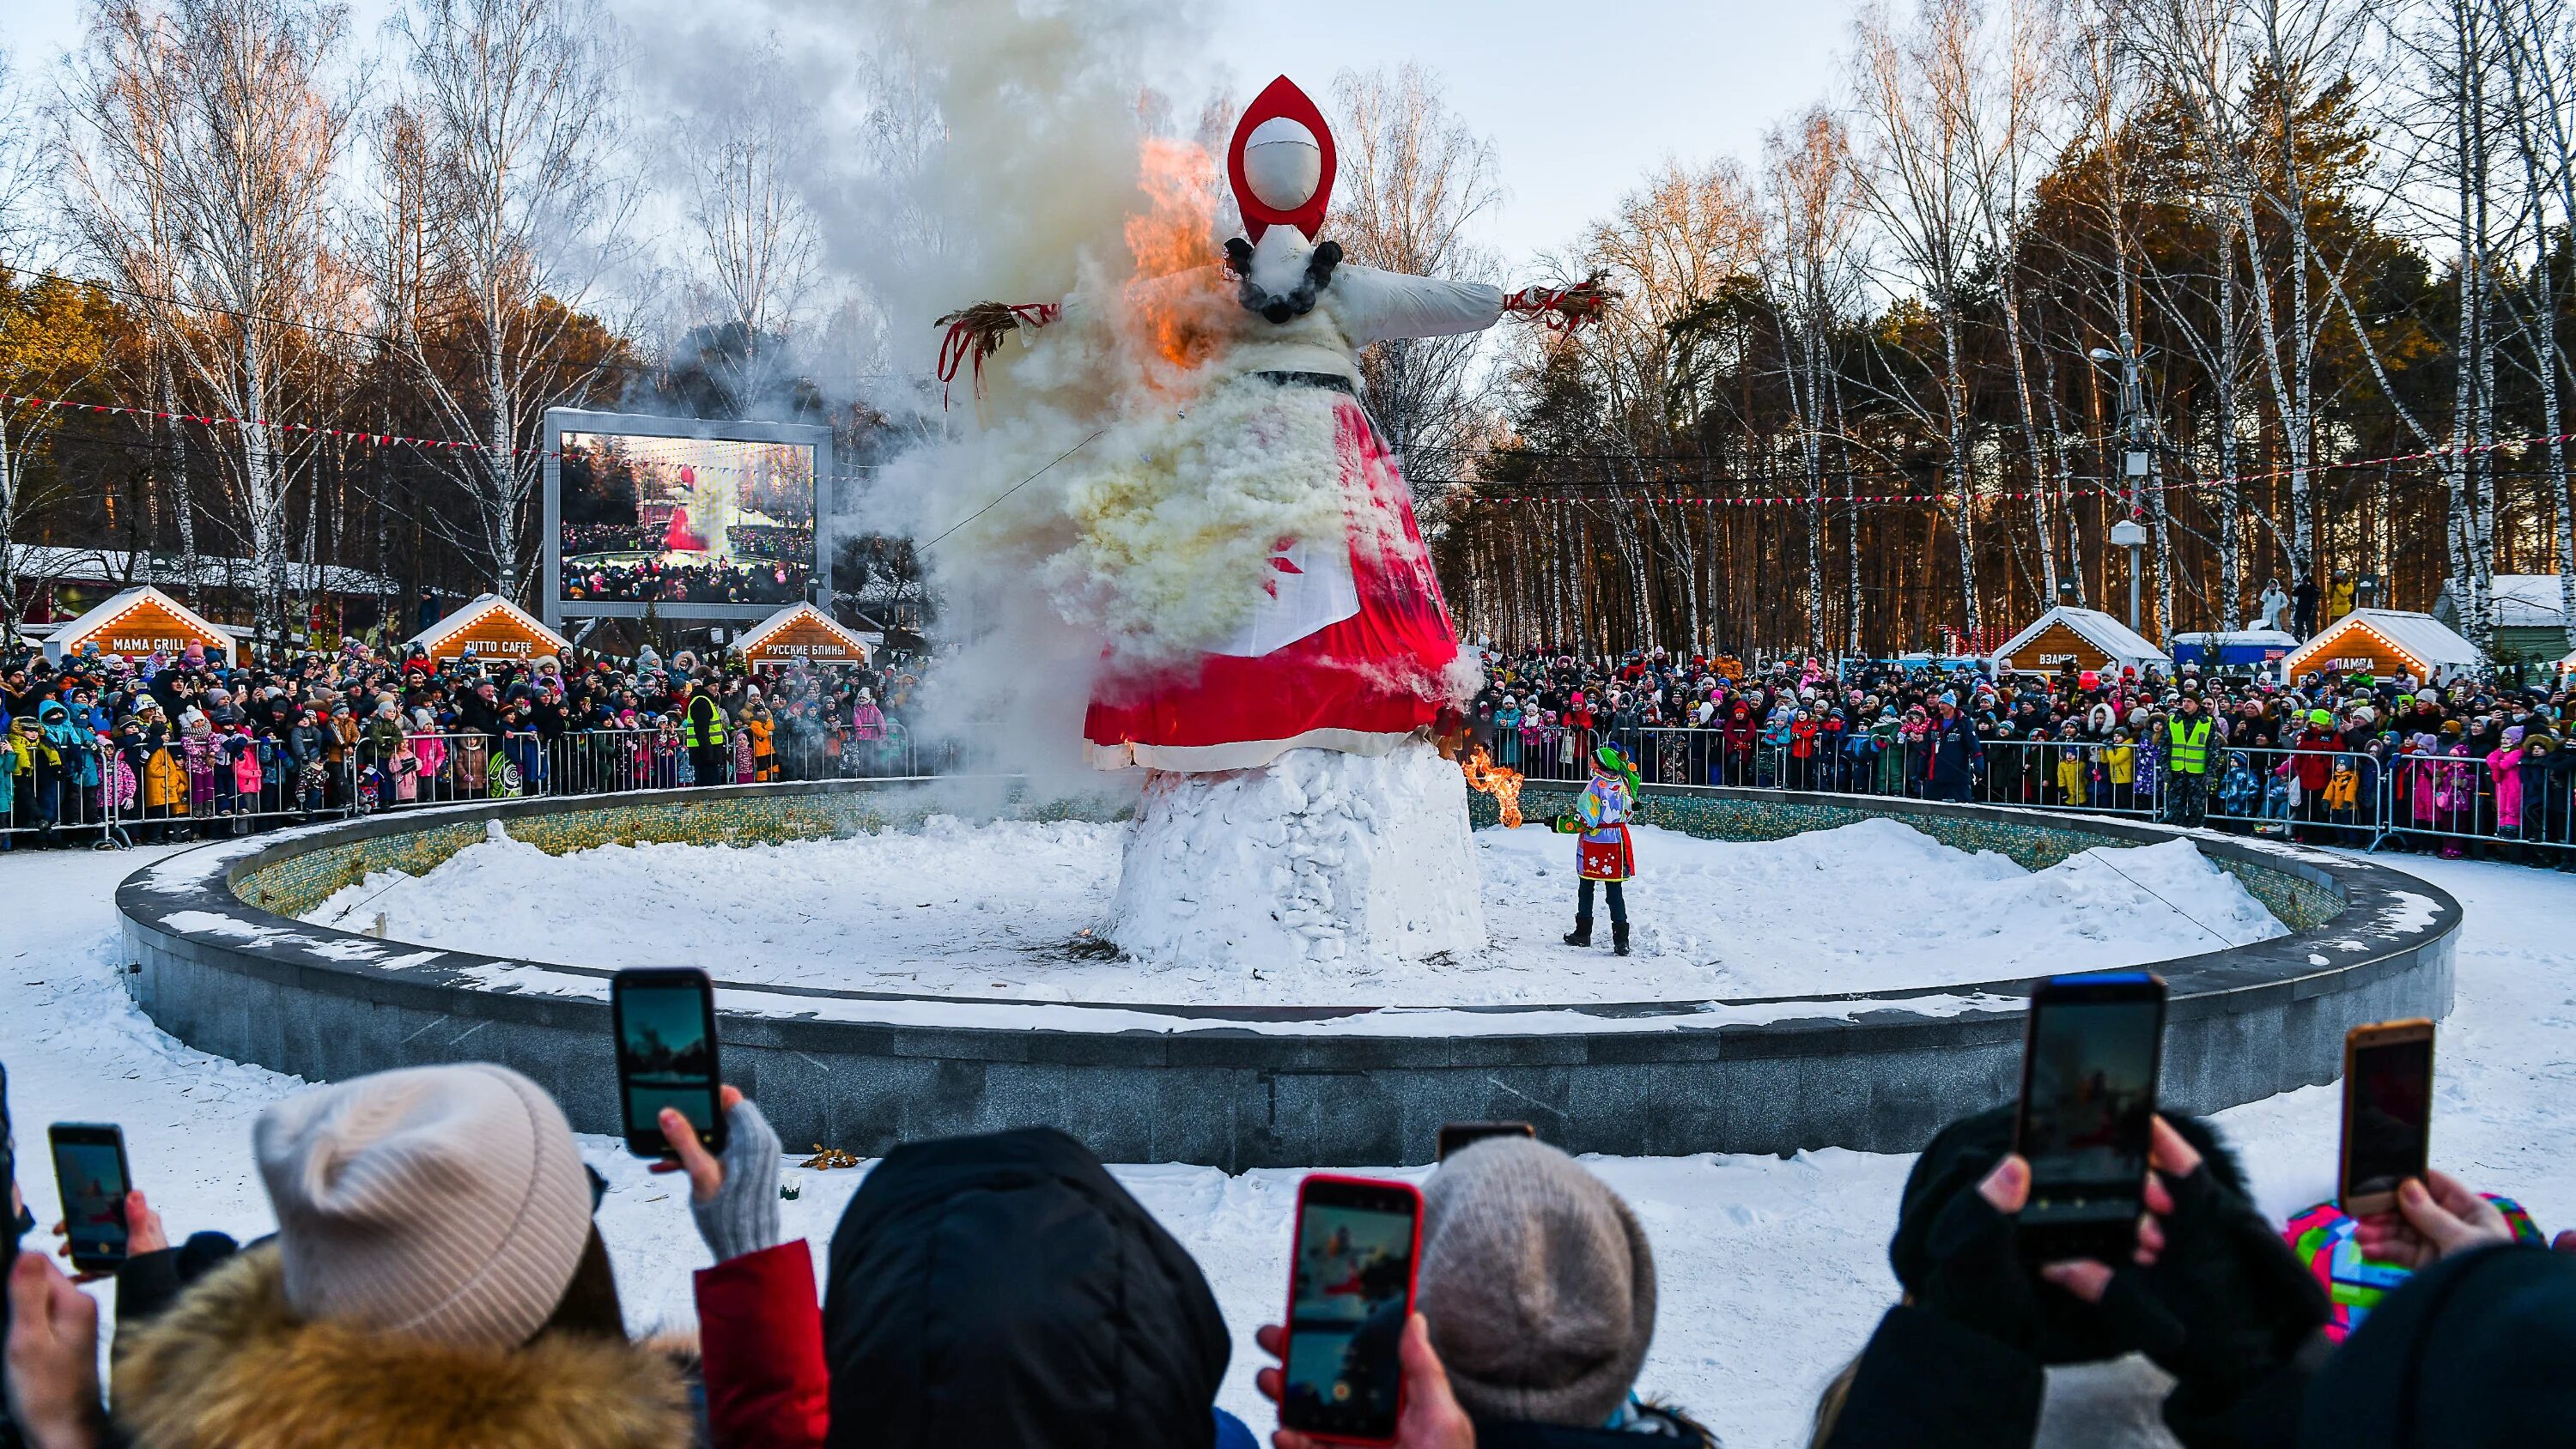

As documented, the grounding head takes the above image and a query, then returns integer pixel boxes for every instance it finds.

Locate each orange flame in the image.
[1120,136,1224,385]
[1461,747,1526,828]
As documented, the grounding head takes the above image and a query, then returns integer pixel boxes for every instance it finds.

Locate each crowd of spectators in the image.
[0,632,930,848]
[1468,646,2576,865]
[561,559,811,606]
[6,1058,2571,1449]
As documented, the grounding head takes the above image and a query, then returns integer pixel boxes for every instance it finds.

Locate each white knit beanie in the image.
[1417,1137,1658,1428]
[253,1063,595,1349]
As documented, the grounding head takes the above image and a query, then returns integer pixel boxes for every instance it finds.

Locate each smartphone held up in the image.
[50,1123,132,1274]
[2340,1019,2434,1216]
[2014,971,2168,1265]
[1279,1174,1424,1446]
[611,967,725,1159]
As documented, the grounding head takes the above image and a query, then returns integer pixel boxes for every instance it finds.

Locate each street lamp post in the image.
[2110,518,2146,633]
[2089,336,2154,636]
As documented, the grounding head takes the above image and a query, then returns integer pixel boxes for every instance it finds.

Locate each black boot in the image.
[1613,921,1631,956]
[1564,918,1592,948]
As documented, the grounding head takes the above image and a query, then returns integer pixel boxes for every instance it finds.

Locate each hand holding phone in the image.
[2348,1168,2517,1270]
[1273,1174,1425,1446]
[2014,972,2167,1266]
[1256,1313,1473,1449]
[47,1125,131,1274]
[612,968,726,1160]
[2339,1020,2433,1216]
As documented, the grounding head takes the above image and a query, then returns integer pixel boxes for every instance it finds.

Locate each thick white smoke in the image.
[628,0,1393,782]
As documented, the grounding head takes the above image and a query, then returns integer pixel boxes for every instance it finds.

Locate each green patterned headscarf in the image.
[1594,743,1641,791]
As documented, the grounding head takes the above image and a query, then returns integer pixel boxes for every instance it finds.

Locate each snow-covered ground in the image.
[297,816,2284,1003]
[5,840,2569,1447]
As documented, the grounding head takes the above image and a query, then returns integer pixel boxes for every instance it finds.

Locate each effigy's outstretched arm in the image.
[1502,272,1615,331]
[933,300,1066,403]
[1334,266,1617,347]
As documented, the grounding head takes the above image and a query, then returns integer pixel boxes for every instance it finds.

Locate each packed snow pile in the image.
[1476,819,2285,998]
[300,811,2282,1006]
[1106,740,1484,972]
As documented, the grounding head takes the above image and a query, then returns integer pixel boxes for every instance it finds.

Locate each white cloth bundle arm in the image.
[1328,264,1507,345]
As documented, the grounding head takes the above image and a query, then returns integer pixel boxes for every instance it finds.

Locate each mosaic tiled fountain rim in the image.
[114,777,2463,1165]
[159,774,2435,1027]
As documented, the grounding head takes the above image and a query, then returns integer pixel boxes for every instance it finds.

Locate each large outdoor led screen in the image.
[556,431,816,609]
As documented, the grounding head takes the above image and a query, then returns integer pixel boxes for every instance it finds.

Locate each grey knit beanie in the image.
[1417,1137,1657,1428]
[253,1063,595,1349]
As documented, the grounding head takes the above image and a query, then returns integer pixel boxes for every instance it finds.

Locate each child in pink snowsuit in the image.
[2487,725,2527,834]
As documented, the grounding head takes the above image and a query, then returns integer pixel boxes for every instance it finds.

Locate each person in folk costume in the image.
[1555,742,1640,955]
[938,76,1607,780]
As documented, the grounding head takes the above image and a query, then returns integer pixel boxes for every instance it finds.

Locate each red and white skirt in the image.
[1084,389,1462,773]
[1578,825,1635,882]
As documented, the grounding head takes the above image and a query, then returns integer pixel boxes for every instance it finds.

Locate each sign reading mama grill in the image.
[44,586,236,665]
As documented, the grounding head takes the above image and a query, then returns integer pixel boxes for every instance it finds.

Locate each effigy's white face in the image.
[1242,117,1322,212]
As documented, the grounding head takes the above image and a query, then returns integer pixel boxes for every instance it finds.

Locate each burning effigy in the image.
[928,76,1603,968]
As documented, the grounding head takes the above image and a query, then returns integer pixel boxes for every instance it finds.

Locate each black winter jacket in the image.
[823,1127,1234,1449]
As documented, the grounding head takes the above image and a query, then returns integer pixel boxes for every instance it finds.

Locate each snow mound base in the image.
[1104,739,1485,971]
[293,803,2287,1006]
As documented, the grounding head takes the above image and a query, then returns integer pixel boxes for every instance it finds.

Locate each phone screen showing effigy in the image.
[1280,1177,1422,1445]
[50,1125,131,1272]
[2342,1028,2433,1211]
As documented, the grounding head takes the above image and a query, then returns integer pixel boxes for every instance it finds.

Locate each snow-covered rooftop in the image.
[1990,605,2170,670]
[5,542,395,596]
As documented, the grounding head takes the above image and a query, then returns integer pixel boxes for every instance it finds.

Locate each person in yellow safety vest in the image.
[682,684,730,789]
[2165,695,2214,828]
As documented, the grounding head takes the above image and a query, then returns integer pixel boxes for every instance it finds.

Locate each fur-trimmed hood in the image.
[112,1244,696,1449]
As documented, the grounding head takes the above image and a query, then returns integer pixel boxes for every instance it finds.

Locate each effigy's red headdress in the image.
[1228,76,1335,241]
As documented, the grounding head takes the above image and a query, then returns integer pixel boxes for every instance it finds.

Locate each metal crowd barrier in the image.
[0,739,121,847]
[1462,721,2570,858]
[12,720,2569,861]
[2,720,985,851]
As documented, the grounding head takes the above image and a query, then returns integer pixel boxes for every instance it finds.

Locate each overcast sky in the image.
[4,0,1861,271]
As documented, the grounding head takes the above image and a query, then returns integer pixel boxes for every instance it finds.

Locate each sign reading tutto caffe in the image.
[404,593,573,667]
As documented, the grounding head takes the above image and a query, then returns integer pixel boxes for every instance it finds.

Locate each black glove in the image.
[1914,1179,2043,1352]
[2136,1164,2329,1391]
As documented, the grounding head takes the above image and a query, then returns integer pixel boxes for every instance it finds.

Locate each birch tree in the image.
[2488,0,2573,646]
[671,34,819,413]
[1330,64,1502,518]
[381,0,633,600]
[58,0,356,640]
[1764,107,1865,656]
[1851,0,1999,639]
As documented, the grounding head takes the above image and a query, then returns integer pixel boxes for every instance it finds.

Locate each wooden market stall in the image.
[2280,609,2484,684]
[1989,605,2169,677]
[404,593,572,668]
[41,585,237,665]
[731,602,873,669]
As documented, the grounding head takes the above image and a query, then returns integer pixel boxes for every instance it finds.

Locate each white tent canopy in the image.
[1990,605,2170,676]
[2281,609,2485,683]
